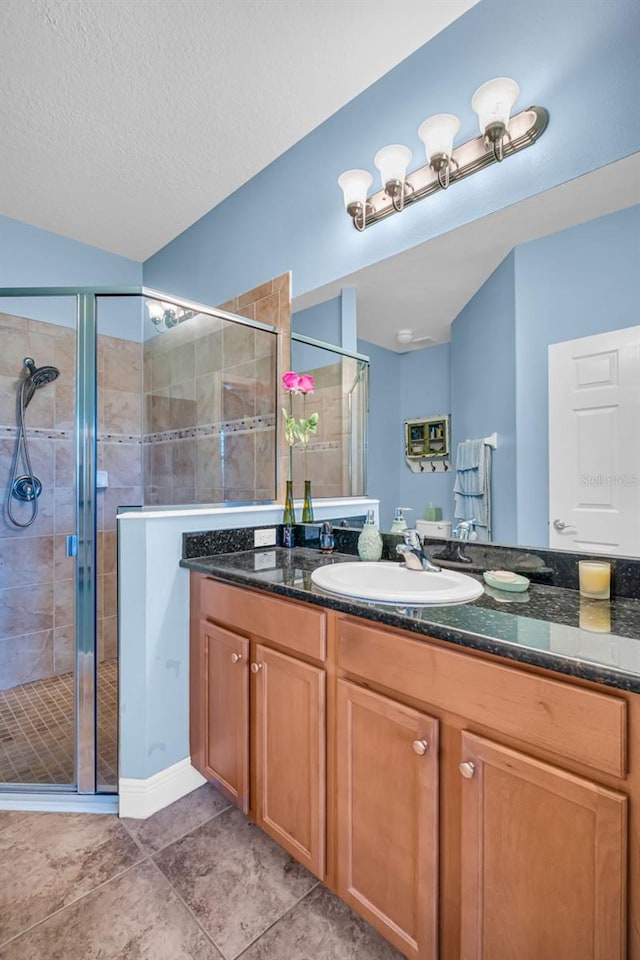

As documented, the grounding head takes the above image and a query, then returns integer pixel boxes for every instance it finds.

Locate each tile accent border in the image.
[1,425,142,446]
[0,425,72,442]
[119,756,206,820]
[143,414,275,445]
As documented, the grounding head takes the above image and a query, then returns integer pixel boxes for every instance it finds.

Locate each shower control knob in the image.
[230,653,242,664]
[12,475,42,502]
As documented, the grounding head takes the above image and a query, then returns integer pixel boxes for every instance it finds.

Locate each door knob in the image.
[250,662,262,673]
[231,652,242,664]
[553,519,570,531]
[459,761,476,779]
[412,739,429,756]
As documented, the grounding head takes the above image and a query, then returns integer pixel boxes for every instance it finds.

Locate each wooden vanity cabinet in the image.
[458,732,627,960]
[190,574,637,960]
[336,615,632,960]
[197,620,250,812]
[191,575,326,879]
[336,680,439,960]
[253,643,325,877]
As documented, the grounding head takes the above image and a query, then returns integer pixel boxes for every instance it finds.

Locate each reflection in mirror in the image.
[292,156,640,555]
[289,337,368,501]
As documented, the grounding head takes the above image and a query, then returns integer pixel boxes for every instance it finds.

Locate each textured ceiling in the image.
[292,154,640,352]
[0,0,478,260]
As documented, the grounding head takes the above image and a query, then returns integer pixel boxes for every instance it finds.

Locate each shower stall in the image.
[0,285,280,809]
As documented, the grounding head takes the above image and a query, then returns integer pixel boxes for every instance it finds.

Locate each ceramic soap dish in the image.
[483,570,530,593]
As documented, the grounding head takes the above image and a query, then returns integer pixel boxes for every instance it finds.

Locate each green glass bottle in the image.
[283,479,296,527]
[302,480,314,523]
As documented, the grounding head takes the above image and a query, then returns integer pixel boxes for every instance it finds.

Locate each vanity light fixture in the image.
[338,77,547,231]
[145,298,195,331]
[418,114,461,189]
[337,169,374,231]
[374,144,413,211]
[471,77,520,161]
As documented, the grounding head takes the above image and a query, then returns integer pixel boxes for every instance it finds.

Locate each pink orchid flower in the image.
[297,374,315,394]
[281,372,315,394]
[281,371,301,392]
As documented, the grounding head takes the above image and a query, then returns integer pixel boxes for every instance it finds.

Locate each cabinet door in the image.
[459,732,627,960]
[336,679,439,960]
[253,643,325,879]
[201,620,249,813]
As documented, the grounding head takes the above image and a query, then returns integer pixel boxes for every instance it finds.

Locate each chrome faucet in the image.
[454,519,475,541]
[396,529,441,572]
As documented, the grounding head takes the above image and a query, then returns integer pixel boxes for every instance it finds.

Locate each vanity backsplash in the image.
[182,523,640,600]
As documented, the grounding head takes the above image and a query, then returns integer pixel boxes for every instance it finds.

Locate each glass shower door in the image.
[0,297,78,787]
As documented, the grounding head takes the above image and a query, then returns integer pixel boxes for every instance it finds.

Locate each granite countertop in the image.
[181,547,640,694]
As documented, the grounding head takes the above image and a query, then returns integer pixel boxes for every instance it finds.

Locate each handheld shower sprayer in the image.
[5,357,61,528]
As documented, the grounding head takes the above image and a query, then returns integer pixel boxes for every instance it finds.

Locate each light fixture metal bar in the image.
[357,106,548,230]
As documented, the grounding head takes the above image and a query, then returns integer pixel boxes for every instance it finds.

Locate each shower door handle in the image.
[66,534,78,557]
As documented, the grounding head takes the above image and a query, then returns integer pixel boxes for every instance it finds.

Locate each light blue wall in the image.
[515,204,640,546]
[0,215,142,287]
[144,0,640,307]
[293,295,342,345]
[340,288,358,354]
[358,340,402,531]
[400,343,454,524]
[292,288,359,355]
[451,253,517,543]
[358,340,453,530]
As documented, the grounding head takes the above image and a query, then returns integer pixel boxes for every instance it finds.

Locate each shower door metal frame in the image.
[0,286,109,805]
[0,284,281,810]
[75,293,98,793]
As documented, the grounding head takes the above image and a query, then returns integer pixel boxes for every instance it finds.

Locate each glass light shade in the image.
[145,299,164,320]
[417,114,461,163]
[337,169,373,209]
[374,144,413,187]
[471,77,520,135]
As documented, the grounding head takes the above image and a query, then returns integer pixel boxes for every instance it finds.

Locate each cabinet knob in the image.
[231,653,242,664]
[250,662,262,674]
[459,761,476,779]
[412,739,429,756]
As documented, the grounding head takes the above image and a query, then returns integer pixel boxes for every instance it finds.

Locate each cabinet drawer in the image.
[201,578,326,662]
[337,617,627,778]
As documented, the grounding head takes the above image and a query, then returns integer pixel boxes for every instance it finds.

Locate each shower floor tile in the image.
[0,659,118,788]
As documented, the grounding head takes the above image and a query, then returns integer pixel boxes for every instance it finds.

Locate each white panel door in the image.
[548,326,640,555]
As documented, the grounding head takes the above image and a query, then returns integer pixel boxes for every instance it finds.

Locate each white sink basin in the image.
[311,561,484,606]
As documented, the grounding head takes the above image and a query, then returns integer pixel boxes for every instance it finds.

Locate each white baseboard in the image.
[119,757,206,819]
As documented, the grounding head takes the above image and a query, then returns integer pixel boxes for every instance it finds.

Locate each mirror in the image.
[292,154,640,556]
[288,337,368,501]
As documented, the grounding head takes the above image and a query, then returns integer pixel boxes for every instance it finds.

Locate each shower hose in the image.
[6,377,40,528]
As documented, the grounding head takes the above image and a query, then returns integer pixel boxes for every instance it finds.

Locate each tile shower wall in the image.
[97,333,143,665]
[0,313,76,689]
[218,273,292,503]
[144,276,290,505]
[0,312,142,689]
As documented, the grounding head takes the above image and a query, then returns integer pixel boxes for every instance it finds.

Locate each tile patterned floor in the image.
[0,659,118,788]
[0,784,404,960]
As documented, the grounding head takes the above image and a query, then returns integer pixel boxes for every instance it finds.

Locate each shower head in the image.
[23,357,60,387]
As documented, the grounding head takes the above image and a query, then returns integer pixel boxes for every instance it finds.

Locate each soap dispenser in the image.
[390,507,412,534]
[358,510,383,561]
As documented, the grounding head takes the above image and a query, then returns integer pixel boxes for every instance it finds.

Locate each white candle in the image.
[579,598,611,633]
[578,561,611,600]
